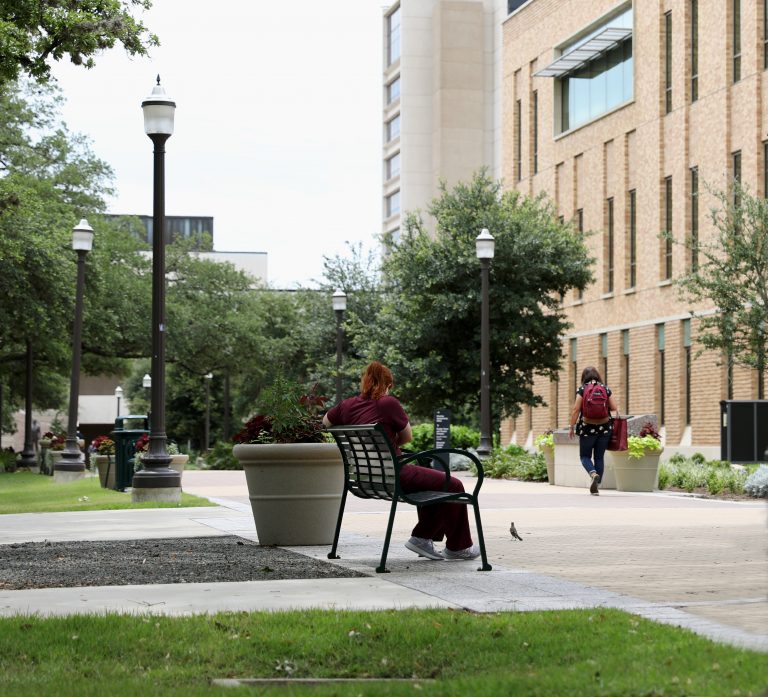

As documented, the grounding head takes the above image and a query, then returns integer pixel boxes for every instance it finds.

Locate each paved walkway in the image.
[1,470,766,652]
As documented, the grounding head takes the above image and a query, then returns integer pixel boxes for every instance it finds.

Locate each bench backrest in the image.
[328,424,400,500]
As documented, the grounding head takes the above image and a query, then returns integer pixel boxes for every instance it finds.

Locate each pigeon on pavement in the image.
[510,521,523,541]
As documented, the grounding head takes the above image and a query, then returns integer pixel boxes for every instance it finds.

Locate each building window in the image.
[690,167,699,273]
[657,324,666,425]
[576,209,584,300]
[515,99,522,182]
[764,142,768,198]
[733,0,741,82]
[607,197,615,293]
[386,77,400,104]
[508,0,528,13]
[601,332,609,385]
[665,12,672,113]
[385,190,400,218]
[387,6,401,66]
[558,8,633,133]
[691,0,699,101]
[622,329,630,413]
[664,176,673,280]
[733,150,742,233]
[385,152,400,180]
[690,166,699,271]
[683,319,692,423]
[532,90,539,174]
[570,338,578,398]
[628,189,637,288]
[386,114,400,142]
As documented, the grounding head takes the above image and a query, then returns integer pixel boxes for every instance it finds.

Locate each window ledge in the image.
[623,287,636,296]
[658,279,673,288]
[601,292,615,300]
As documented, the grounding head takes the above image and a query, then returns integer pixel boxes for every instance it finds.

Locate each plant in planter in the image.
[92,435,115,455]
[90,435,116,488]
[613,422,664,491]
[627,423,663,459]
[232,374,344,546]
[44,431,66,451]
[534,430,554,450]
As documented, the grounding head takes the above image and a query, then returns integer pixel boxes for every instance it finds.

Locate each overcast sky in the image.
[50,1,386,288]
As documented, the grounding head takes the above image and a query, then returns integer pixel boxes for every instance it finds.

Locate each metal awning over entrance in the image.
[534,26,632,78]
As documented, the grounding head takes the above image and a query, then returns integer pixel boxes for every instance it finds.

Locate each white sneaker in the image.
[443,544,481,560]
[405,537,445,561]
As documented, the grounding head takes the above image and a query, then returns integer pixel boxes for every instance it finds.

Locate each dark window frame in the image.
[628,189,637,288]
[664,176,673,280]
[691,0,699,101]
[690,166,699,271]
[607,197,615,293]
[665,12,673,113]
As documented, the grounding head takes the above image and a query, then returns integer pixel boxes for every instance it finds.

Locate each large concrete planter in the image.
[551,431,616,489]
[610,450,662,491]
[232,442,344,546]
[93,454,115,489]
[169,454,188,474]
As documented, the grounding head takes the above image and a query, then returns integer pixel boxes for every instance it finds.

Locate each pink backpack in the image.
[582,382,609,420]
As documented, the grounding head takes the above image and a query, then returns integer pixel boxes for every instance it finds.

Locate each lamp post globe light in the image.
[475,228,495,458]
[132,76,181,503]
[55,219,94,481]
[332,289,347,405]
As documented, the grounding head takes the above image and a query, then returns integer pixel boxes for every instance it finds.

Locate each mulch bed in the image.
[0,536,366,590]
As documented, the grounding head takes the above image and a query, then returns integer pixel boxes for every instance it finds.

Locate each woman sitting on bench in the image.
[322,361,481,561]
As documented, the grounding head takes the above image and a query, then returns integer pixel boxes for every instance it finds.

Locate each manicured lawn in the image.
[0,609,765,696]
[0,472,215,514]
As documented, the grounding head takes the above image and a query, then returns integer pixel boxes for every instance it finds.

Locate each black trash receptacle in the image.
[720,400,768,463]
[111,415,149,491]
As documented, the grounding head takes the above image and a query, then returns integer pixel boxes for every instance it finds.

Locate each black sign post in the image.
[433,409,451,472]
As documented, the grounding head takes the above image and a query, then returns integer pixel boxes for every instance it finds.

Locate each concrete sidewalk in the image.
[0,470,766,652]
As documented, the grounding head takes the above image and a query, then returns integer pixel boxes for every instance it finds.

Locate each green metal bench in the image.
[327,423,492,573]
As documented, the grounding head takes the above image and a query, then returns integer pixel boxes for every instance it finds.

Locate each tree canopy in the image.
[673,184,767,389]
[357,172,593,423]
[0,0,158,84]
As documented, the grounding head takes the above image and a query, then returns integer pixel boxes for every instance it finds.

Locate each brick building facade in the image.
[500,0,766,454]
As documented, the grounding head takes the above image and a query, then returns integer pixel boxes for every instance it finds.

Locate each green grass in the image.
[0,472,215,514]
[0,609,765,696]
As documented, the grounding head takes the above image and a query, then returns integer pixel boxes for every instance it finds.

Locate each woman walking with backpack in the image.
[568,366,619,495]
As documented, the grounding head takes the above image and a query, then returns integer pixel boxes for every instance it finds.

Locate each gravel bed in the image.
[0,536,367,590]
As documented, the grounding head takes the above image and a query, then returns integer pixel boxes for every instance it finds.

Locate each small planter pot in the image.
[539,445,555,485]
[232,442,344,546]
[92,454,115,489]
[610,450,663,492]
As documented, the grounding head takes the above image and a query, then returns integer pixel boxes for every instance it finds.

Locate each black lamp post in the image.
[17,340,37,468]
[114,385,123,418]
[204,372,213,451]
[332,289,347,405]
[132,76,181,501]
[57,219,94,477]
[475,228,495,458]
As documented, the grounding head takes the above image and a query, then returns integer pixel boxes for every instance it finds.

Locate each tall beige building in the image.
[502,0,767,454]
[382,0,509,241]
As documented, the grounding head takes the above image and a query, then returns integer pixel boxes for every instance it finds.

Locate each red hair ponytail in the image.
[360,361,393,400]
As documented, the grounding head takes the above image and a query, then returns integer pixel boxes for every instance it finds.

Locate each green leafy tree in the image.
[0,0,159,84]
[359,171,593,423]
[0,80,113,426]
[672,184,768,390]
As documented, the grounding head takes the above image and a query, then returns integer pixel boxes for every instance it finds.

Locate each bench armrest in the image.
[399,447,485,496]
